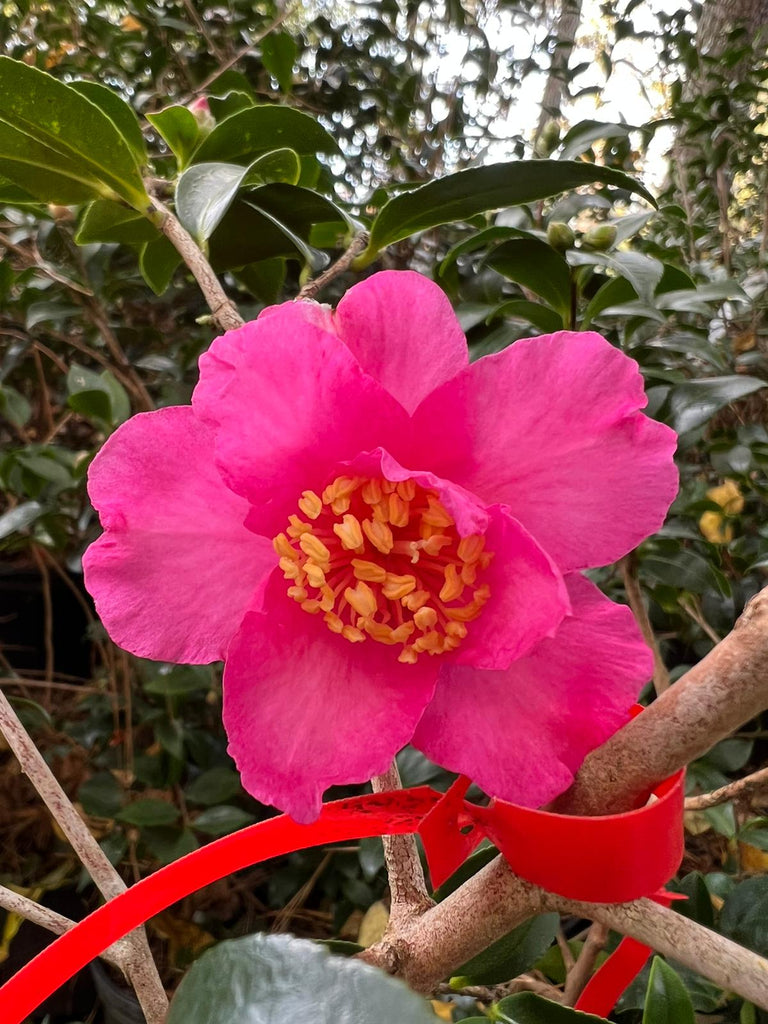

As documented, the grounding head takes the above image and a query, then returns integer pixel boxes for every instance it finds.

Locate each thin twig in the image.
[0,687,168,1022]
[685,764,768,810]
[619,553,670,695]
[186,5,298,99]
[370,762,434,927]
[298,231,370,301]
[556,927,575,973]
[150,196,244,333]
[0,231,93,296]
[0,884,125,970]
[562,922,608,1005]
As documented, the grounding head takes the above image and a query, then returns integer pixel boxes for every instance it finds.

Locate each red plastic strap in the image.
[0,789,440,1024]
[574,892,682,1017]
[0,757,684,1022]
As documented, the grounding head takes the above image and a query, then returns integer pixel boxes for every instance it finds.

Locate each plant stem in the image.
[371,762,434,927]
[685,763,768,810]
[298,232,370,301]
[150,196,244,333]
[619,553,670,695]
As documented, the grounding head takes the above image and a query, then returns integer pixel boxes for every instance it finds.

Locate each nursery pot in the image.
[90,961,146,1024]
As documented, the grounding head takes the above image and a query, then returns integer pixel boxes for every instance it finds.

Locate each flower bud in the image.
[187,96,216,137]
[582,225,617,251]
[535,119,561,157]
[547,221,575,252]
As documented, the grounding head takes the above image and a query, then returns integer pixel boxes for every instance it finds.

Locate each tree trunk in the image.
[534,0,583,144]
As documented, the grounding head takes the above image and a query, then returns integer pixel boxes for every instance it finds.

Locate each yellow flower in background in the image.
[699,479,744,544]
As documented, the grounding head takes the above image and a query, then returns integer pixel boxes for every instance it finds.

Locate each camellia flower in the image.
[84,271,677,823]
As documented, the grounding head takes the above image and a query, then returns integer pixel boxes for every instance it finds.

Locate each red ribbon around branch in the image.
[0,760,684,1023]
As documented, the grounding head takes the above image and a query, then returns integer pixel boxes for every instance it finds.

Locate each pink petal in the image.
[83,407,274,663]
[334,271,468,414]
[223,570,439,822]
[411,331,678,571]
[413,573,651,808]
[192,305,409,536]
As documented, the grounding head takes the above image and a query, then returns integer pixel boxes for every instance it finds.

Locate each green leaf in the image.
[666,376,767,434]
[720,877,768,955]
[490,300,564,334]
[0,501,42,540]
[142,826,198,866]
[185,767,243,806]
[139,235,182,295]
[580,275,637,328]
[494,992,608,1022]
[67,364,130,427]
[193,105,338,166]
[116,799,179,827]
[558,119,638,161]
[0,385,32,428]
[193,805,255,836]
[486,238,571,317]
[79,772,124,818]
[143,666,212,697]
[146,105,201,169]
[568,249,664,304]
[244,147,301,185]
[439,225,520,276]
[642,549,724,593]
[76,199,160,245]
[358,160,656,265]
[642,957,695,1024]
[165,933,438,1024]
[261,31,297,93]
[243,200,329,271]
[452,913,559,987]
[0,57,151,210]
[68,81,146,162]
[176,162,248,246]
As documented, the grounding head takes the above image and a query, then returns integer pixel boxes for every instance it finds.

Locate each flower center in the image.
[272,475,493,663]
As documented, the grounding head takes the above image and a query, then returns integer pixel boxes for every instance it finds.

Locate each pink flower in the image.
[83,271,678,823]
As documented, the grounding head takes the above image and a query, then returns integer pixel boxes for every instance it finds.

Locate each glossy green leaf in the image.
[193,805,255,836]
[116,799,179,827]
[79,772,124,818]
[452,913,559,986]
[69,81,146,161]
[558,119,638,161]
[494,992,608,1022]
[165,933,438,1024]
[139,235,182,295]
[143,666,211,697]
[642,957,695,1024]
[76,199,160,244]
[176,162,248,245]
[193,105,338,165]
[580,274,637,327]
[244,147,302,185]
[0,57,150,210]
[568,249,664,304]
[261,31,297,93]
[487,238,571,316]
[67,364,130,427]
[0,385,32,428]
[185,767,243,806]
[244,200,329,271]
[142,826,198,865]
[720,877,768,955]
[438,225,521,276]
[666,376,767,434]
[0,501,42,540]
[146,105,201,168]
[358,160,656,265]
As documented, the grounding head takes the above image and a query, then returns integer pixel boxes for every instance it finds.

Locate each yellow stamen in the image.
[279,557,303,580]
[301,599,322,614]
[342,625,366,643]
[461,562,477,586]
[361,479,383,505]
[322,476,359,505]
[333,514,364,551]
[298,490,322,520]
[396,479,417,501]
[299,533,331,565]
[273,533,299,560]
[324,611,344,633]
[362,518,394,555]
[413,631,443,653]
[287,585,308,602]
[414,606,438,631]
[287,514,313,538]
[422,534,452,555]
[304,561,326,588]
[458,535,485,562]
[439,563,464,603]
[398,647,419,664]
[382,573,417,601]
[422,495,454,527]
[344,581,378,618]
[388,493,410,528]
[351,559,388,583]
[401,589,430,611]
